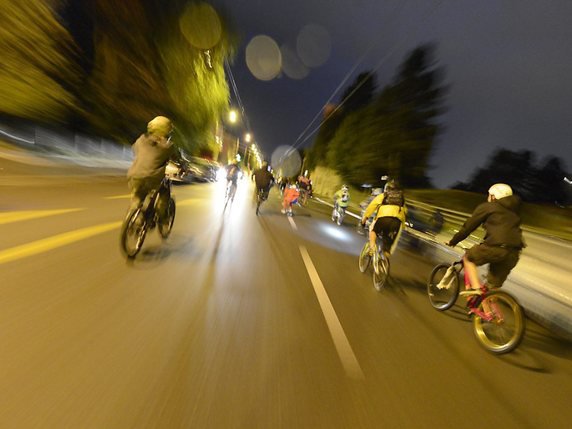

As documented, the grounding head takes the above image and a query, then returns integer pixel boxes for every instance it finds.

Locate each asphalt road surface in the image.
[1,164,571,429]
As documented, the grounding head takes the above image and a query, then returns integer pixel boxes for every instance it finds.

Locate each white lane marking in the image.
[104,194,131,200]
[299,245,364,380]
[287,216,298,230]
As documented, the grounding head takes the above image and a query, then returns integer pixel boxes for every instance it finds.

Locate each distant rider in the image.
[446,183,525,291]
[126,116,177,220]
[282,181,300,215]
[333,184,350,211]
[225,161,241,200]
[252,161,275,202]
[361,180,407,259]
[358,187,382,234]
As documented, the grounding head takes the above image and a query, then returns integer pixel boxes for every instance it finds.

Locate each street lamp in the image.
[244,133,252,143]
[228,109,238,123]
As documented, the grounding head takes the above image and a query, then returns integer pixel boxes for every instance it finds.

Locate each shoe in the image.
[281,209,286,214]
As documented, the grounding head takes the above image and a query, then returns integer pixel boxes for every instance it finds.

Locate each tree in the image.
[0,0,81,123]
[453,149,569,204]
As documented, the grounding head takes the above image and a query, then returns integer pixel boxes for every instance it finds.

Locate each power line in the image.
[290,0,446,152]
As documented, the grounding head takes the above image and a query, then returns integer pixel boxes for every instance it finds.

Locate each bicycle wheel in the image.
[358,242,371,273]
[372,253,389,292]
[427,263,460,311]
[120,208,147,258]
[158,198,176,239]
[473,291,525,354]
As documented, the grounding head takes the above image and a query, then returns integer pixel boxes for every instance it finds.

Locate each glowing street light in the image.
[244,132,252,142]
[228,109,238,123]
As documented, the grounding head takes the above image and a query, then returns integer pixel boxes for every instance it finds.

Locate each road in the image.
[1,163,571,428]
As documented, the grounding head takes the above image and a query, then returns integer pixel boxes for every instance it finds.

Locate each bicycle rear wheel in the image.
[372,253,389,291]
[427,263,460,311]
[358,242,371,273]
[473,291,525,354]
[158,198,176,239]
[120,208,147,258]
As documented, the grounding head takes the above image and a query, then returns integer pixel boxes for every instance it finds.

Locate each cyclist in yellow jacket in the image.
[361,180,407,258]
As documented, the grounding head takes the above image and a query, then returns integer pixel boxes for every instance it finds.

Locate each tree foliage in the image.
[453,149,569,204]
[0,0,80,123]
[0,0,236,154]
[307,44,447,188]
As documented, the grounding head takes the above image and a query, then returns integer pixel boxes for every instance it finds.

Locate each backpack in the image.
[382,189,404,207]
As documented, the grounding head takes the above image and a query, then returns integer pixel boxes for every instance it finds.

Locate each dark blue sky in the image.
[212,0,572,188]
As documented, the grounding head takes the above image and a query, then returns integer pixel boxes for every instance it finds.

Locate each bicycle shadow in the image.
[123,232,196,267]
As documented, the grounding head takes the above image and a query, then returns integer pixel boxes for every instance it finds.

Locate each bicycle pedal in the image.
[459,289,482,297]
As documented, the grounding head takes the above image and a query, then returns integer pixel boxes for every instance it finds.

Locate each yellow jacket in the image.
[363,194,407,223]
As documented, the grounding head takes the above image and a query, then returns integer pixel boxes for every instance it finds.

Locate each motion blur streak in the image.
[0,221,120,265]
[0,208,83,225]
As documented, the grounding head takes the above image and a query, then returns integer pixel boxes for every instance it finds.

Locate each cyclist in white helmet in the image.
[127,116,178,219]
[446,183,525,291]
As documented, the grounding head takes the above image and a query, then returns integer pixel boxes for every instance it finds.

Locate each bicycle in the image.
[358,236,390,292]
[224,179,237,210]
[427,249,525,354]
[120,177,176,259]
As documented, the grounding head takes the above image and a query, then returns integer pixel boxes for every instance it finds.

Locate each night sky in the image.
[211,0,572,188]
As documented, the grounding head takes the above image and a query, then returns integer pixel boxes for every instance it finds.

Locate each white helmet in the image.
[147,116,173,137]
[488,183,513,200]
[341,184,349,191]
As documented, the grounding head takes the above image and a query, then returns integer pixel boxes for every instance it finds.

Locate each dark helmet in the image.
[384,179,398,192]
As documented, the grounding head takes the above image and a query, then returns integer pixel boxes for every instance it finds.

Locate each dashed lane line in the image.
[104,194,131,199]
[287,216,364,380]
[0,208,84,225]
[0,221,121,265]
[299,245,365,380]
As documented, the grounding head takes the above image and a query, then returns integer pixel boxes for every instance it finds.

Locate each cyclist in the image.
[252,161,275,203]
[225,161,241,201]
[360,180,407,259]
[297,172,311,203]
[126,116,177,220]
[333,184,350,212]
[281,181,300,215]
[446,183,525,292]
[357,187,382,234]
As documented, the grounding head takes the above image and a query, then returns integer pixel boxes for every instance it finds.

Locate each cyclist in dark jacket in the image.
[447,183,525,289]
[127,116,177,219]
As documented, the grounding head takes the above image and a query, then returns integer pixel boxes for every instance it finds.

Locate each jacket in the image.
[252,168,274,189]
[449,195,524,248]
[334,190,350,208]
[127,133,176,179]
[363,193,407,223]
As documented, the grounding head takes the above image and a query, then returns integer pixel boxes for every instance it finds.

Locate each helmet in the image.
[372,187,382,196]
[147,116,173,137]
[384,180,397,192]
[488,183,513,200]
[341,184,349,191]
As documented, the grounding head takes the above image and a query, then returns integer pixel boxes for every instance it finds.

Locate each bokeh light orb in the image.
[271,145,302,177]
[179,2,222,49]
[297,24,332,68]
[246,35,282,81]
[280,44,309,80]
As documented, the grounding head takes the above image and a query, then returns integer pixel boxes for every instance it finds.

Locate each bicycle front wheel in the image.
[358,242,371,273]
[427,263,460,311]
[120,208,147,258]
[473,291,525,354]
[158,198,176,239]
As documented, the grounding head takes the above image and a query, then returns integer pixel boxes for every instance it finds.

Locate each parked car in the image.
[165,160,193,184]
[187,157,218,182]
